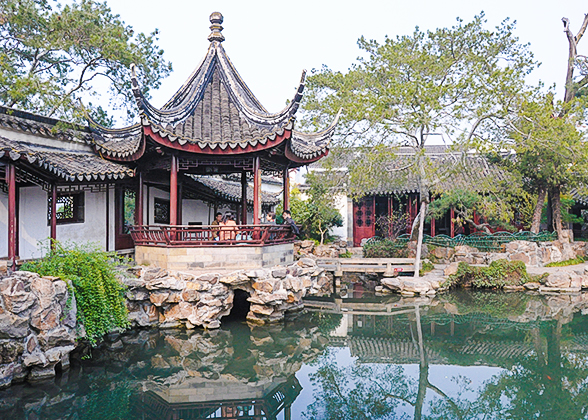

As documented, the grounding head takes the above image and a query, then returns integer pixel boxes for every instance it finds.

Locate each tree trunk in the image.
[413,201,427,280]
[551,186,564,240]
[531,187,547,233]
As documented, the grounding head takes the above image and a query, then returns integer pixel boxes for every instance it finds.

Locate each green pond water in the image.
[2,289,588,420]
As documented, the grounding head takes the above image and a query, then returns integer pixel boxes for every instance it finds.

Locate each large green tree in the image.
[303,13,535,275]
[0,0,172,124]
[484,14,588,239]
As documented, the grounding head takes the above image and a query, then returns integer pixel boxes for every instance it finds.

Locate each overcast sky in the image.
[106,0,586,116]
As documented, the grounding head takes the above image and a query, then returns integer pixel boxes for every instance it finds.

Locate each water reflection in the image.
[2,291,588,419]
[305,290,588,419]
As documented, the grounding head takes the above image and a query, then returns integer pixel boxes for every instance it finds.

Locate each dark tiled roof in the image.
[188,175,280,205]
[313,145,511,195]
[131,42,302,151]
[0,106,91,143]
[0,136,134,182]
[289,109,341,160]
[88,121,143,159]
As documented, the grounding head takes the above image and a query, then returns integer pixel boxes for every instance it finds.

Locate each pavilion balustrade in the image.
[129,224,296,247]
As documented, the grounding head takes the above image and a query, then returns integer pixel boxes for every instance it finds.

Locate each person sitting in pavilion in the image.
[211,212,223,241]
[282,210,300,237]
[220,212,238,241]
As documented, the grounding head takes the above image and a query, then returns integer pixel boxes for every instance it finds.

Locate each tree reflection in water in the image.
[303,292,588,420]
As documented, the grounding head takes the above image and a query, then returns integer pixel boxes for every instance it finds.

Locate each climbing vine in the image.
[22,241,130,345]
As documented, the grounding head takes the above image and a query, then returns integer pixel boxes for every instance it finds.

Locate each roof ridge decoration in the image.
[287,108,342,162]
[208,12,224,43]
[80,100,145,161]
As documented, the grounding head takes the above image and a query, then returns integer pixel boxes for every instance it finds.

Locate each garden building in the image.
[0,12,338,269]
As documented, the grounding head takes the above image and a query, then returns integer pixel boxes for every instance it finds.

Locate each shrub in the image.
[21,241,130,345]
[545,257,587,267]
[420,261,435,276]
[443,259,530,289]
[363,238,408,258]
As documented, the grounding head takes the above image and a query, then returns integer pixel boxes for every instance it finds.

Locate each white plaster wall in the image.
[182,199,212,225]
[329,193,350,242]
[19,186,50,259]
[148,187,170,225]
[58,190,107,253]
[17,186,108,259]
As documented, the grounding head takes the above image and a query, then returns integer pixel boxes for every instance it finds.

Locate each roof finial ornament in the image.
[208,12,224,42]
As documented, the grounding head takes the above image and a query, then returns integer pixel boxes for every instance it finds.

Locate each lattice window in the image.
[48,192,85,224]
[154,198,170,224]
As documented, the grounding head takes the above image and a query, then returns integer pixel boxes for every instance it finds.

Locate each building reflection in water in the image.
[134,375,301,420]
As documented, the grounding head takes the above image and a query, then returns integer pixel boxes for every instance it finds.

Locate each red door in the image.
[115,186,135,250]
[353,196,375,247]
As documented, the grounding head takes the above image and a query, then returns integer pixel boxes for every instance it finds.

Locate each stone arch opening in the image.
[223,289,251,322]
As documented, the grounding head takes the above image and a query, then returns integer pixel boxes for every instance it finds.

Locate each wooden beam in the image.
[105,184,110,251]
[241,171,247,224]
[283,166,290,211]
[253,156,261,225]
[50,183,57,249]
[135,171,143,226]
[7,163,16,269]
[170,155,178,225]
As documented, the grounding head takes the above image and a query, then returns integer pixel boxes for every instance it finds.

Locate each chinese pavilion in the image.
[85,12,339,269]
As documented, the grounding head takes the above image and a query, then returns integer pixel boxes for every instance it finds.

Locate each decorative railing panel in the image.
[365,231,558,252]
[129,224,296,247]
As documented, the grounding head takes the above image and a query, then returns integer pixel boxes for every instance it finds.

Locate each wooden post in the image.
[283,166,290,211]
[170,155,178,225]
[253,156,261,225]
[50,183,57,249]
[177,181,183,225]
[135,171,143,226]
[7,163,16,269]
[105,184,110,251]
[450,207,455,238]
[241,171,248,224]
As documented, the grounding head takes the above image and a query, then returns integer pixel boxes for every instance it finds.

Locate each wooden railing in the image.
[129,224,296,247]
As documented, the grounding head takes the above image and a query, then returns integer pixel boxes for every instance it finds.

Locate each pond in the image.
[2,290,588,420]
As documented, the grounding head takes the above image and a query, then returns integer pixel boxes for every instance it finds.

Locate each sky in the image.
[103,0,587,119]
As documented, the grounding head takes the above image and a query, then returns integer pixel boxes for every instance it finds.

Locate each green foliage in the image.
[363,238,408,258]
[0,0,172,123]
[485,93,588,236]
[303,13,535,200]
[279,173,344,244]
[338,250,353,258]
[419,260,435,276]
[545,257,587,267]
[428,189,519,233]
[21,241,129,345]
[443,260,530,289]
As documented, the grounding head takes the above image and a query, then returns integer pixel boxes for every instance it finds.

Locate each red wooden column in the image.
[241,171,248,224]
[282,166,290,211]
[170,155,178,226]
[135,171,144,226]
[50,183,57,249]
[177,181,183,225]
[450,207,455,238]
[253,156,261,225]
[7,163,17,268]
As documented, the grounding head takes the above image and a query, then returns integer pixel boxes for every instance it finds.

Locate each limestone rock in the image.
[444,262,460,277]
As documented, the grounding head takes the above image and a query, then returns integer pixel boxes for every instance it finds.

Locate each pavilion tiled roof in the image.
[0,135,134,182]
[188,175,280,206]
[85,12,338,164]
